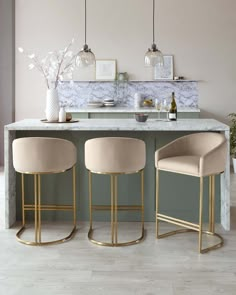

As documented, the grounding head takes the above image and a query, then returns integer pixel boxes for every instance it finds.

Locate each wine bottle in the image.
[168,92,177,121]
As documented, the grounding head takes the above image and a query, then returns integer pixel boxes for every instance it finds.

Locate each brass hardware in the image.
[16,165,77,246]
[156,169,223,254]
[88,169,145,247]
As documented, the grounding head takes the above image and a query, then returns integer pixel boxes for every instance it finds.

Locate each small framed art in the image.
[95,60,117,81]
[154,55,174,80]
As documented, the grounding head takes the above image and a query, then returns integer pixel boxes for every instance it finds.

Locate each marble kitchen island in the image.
[3,118,230,230]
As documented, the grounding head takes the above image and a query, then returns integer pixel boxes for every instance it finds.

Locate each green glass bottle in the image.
[168,92,177,121]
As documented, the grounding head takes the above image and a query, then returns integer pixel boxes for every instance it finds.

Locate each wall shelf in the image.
[69,80,199,83]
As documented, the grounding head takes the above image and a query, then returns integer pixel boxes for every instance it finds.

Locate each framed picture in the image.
[96,59,117,80]
[154,55,174,80]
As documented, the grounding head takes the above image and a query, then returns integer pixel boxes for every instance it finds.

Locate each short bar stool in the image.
[155,132,227,253]
[12,137,77,246]
[85,137,146,246]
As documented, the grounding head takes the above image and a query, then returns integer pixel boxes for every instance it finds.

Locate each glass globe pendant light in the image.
[144,0,163,67]
[76,0,95,67]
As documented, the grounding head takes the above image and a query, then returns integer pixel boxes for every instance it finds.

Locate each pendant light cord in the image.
[85,0,87,45]
[153,0,155,44]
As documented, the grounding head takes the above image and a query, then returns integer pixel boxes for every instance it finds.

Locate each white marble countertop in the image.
[67,106,200,113]
[5,118,229,131]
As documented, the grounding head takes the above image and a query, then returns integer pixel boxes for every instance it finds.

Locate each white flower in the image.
[65,51,73,58]
[28,64,35,70]
[18,38,77,89]
[28,54,35,59]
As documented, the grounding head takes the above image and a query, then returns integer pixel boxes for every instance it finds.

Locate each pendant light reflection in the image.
[76,0,95,67]
[144,0,163,67]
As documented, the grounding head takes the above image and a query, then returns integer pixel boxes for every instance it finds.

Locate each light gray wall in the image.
[15,0,236,122]
[0,0,15,166]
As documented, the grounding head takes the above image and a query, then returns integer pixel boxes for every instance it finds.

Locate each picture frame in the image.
[154,55,174,80]
[95,59,117,81]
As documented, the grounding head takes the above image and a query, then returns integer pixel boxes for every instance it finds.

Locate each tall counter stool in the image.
[12,137,77,246]
[85,137,146,246]
[155,132,227,253]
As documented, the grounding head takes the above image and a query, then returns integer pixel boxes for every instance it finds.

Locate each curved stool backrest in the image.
[173,132,226,157]
[85,137,146,174]
[13,137,77,174]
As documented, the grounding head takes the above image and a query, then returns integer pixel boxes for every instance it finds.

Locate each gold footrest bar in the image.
[158,217,199,232]
[158,213,199,229]
[24,205,74,211]
[16,225,77,246]
[88,227,145,247]
[158,228,195,239]
[157,226,223,254]
[157,214,199,231]
[92,205,142,211]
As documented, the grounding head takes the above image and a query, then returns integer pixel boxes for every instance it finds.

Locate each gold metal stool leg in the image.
[200,174,223,254]
[34,174,39,243]
[111,175,115,245]
[73,166,77,228]
[38,174,41,243]
[113,175,118,244]
[88,170,145,247]
[156,169,159,239]
[16,166,77,246]
[141,170,144,236]
[16,174,26,239]
[88,170,93,232]
[156,171,224,254]
[198,177,203,253]
[209,175,215,233]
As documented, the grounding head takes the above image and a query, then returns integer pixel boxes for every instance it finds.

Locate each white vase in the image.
[46,88,59,122]
[233,158,236,174]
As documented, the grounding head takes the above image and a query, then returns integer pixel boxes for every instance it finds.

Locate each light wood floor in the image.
[0,168,236,295]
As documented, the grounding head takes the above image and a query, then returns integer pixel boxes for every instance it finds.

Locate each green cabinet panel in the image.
[72,112,200,119]
[71,113,89,119]
[89,113,134,119]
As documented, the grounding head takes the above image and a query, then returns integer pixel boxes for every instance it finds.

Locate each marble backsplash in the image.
[58,81,198,108]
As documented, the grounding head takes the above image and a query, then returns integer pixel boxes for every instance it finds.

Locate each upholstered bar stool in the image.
[155,132,227,253]
[12,137,77,246]
[85,137,146,246]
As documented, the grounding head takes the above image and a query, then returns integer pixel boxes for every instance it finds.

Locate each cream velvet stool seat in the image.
[155,132,227,253]
[85,137,146,246]
[12,137,77,246]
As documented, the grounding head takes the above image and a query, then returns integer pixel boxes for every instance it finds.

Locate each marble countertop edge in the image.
[5,118,229,131]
